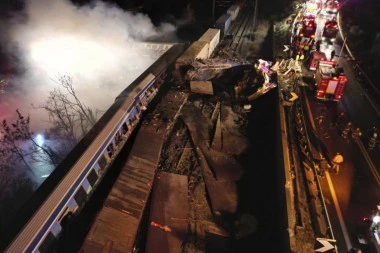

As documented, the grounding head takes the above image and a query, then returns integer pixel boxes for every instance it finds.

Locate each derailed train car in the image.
[3,43,185,253]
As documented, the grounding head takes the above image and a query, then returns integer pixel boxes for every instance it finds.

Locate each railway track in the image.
[230,9,251,53]
[223,2,255,56]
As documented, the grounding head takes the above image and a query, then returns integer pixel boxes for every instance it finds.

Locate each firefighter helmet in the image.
[332,153,344,163]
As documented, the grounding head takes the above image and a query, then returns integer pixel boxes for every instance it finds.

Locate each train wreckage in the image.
[179,58,278,104]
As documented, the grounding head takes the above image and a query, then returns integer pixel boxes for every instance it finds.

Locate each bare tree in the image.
[0,110,61,173]
[0,111,34,173]
[36,75,100,144]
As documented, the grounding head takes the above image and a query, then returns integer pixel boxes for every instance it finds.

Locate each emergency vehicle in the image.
[308,51,328,70]
[315,61,347,101]
[305,0,322,14]
[322,0,340,15]
[298,17,317,39]
[322,19,338,42]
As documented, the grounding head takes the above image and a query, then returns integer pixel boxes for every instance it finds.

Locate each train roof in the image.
[176,41,208,62]
[198,29,220,43]
[216,14,231,24]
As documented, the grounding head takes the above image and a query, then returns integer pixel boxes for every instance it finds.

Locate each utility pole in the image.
[337,36,348,66]
[212,0,215,23]
[253,0,258,30]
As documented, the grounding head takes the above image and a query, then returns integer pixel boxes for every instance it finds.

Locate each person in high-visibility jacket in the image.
[332,152,344,174]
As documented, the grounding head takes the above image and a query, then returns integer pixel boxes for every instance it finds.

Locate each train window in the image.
[51,221,62,237]
[128,118,133,125]
[107,143,114,157]
[93,163,101,174]
[115,131,122,145]
[98,155,107,170]
[59,212,73,228]
[87,169,98,187]
[68,198,78,212]
[122,122,129,134]
[82,179,91,194]
[58,207,69,224]
[38,232,57,253]
[74,186,87,206]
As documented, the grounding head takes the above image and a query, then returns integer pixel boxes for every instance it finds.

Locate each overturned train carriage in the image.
[3,43,185,253]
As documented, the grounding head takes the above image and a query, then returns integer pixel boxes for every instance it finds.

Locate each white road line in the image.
[325,171,352,250]
[355,138,380,186]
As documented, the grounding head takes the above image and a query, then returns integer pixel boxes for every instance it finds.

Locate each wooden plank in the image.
[145,172,188,253]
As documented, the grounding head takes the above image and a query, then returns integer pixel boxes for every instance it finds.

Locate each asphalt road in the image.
[306,87,380,252]
[295,7,380,252]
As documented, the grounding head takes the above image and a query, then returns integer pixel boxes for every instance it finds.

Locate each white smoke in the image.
[0,0,176,131]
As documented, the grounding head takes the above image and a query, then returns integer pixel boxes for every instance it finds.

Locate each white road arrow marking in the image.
[283,45,290,52]
[315,238,335,252]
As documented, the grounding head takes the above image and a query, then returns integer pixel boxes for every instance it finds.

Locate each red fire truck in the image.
[322,19,338,42]
[308,51,328,70]
[315,61,347,101]
[299,18,317,39]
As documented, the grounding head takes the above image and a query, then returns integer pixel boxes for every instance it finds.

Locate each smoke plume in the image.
[0,0,176,131]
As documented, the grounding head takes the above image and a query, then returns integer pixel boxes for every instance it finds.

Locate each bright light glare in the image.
[35,134,45,146]
[373,215,380,223]
[30,37,116,75]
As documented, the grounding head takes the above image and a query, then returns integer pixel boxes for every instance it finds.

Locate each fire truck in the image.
[298,16,317,39]
[322,19,338,42]
[305,0,322,14]
[315,61,347,101]
[308,51,328,70]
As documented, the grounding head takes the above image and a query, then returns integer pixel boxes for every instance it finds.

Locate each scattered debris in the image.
[150,221,172,232]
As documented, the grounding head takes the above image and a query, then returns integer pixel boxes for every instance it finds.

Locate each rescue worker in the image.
[294,38,300,50]
[367,126,378,139]
[316,115,324,127]
[309,38,315,48]
[316,40,321,51]
[352,128,362,142]
[300,52,305,61]
[318,158,330,176]
[299,42,305,50]
[334,111,345,127]
[341,122,352,140]
[303,43,310,58]
[368,132,378,151]
[330,50,336,61]
[332,152,344,174]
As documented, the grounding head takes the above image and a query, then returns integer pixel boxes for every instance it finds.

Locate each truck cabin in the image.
[316,63,346,101]
[318,61,339,78]
[302,13,316,23]
[309,51,327,70]
[322,20,338,41]
[299,20,317,38]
